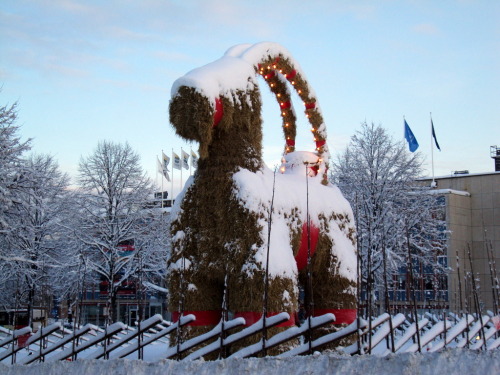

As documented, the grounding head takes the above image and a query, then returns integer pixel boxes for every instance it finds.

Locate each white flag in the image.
[172,151,181,170]
[162,152,170,172]
[191,150,198,168]
[181,149,189,170]
[156,157,163,174]
[157,156,170,181]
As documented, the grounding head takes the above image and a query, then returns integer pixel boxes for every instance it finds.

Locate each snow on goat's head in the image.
[169,54,260,159]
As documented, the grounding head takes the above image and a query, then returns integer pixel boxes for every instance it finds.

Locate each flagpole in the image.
[189,148,193,176]
[180,148,183,194]
[171,148,175,205]
[155,155,160,193]
[430,112,436,188]
[160,152,164,207]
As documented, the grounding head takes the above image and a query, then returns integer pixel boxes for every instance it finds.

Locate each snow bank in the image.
[2,349,498,375]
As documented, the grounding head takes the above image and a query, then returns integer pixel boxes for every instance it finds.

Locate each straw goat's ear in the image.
[169,86,214,158]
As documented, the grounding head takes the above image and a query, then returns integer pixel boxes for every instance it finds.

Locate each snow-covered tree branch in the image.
[332,122,448,311]
[0,152,72,326]
[75,141,160,323]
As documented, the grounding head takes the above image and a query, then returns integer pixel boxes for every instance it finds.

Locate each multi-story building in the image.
[77,271,166,327]
[418,160,499,314]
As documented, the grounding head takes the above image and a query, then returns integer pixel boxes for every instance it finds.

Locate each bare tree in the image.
[332,122,447,313]
[76,141,156,323]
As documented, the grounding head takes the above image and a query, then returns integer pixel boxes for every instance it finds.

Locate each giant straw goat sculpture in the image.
[167,42,357,349]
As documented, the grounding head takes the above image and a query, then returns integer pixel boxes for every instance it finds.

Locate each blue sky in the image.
[1,0,499,196]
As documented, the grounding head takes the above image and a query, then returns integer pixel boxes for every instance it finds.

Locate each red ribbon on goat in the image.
[280,101,291,109]
[285,70,297,80]
[315,139,326,149]
[234,311,296,327]
[172,310,222,326]
[294,222,319,272]
[213,97,223,128]
[312,309,357,325]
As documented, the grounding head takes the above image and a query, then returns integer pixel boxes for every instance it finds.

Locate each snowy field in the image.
[1,349,499,375]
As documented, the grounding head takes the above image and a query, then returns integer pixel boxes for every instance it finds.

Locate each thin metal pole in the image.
[430,113,435,186]
[486,240,499,315]
[262,167,277,356]
[467,244,487,350]
[382,230,395,352]
[180,149,183,193]
[406,224,421,352]
[176,247,186,359]
[366,212,373,354]
[354,192,362,353]
[171,149,174,205]
[463,247,470,348]
[220,273,229,359]
[305,162,313,355]
[160,151,164,207]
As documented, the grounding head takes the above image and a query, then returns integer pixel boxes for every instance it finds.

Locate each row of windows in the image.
[361,290,449,302]
[397,256,448,274]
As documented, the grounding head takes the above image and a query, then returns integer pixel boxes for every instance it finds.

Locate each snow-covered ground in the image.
[1,349,498,375]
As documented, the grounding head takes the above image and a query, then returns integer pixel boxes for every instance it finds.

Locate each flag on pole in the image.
[404,119,419,152]
[162,152,170,172]
[431,119,441,151]
[181,149,189,170]
[191,150,198,168]
[157,156,170,181]
[172,151,181,170]
[156,157,163,175]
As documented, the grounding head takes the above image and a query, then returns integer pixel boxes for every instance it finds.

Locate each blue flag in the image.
[431,119,441,151]
[404,120,419,152]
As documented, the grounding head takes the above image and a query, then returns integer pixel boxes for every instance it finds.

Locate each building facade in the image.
[420,171,500,314]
